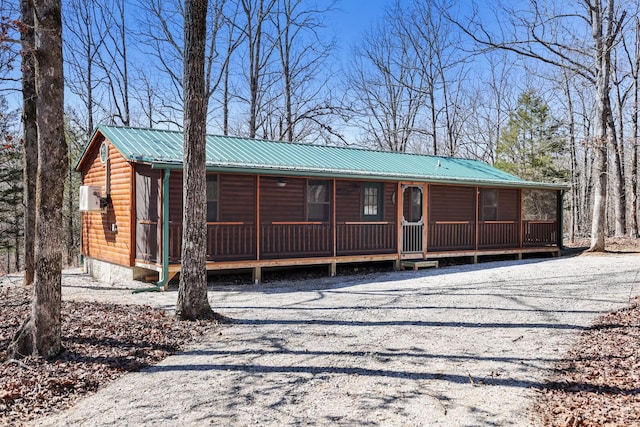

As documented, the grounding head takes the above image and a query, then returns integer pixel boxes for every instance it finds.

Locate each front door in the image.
[401,185,424,254]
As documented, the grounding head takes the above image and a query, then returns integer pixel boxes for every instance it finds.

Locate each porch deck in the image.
[135,218,560,284]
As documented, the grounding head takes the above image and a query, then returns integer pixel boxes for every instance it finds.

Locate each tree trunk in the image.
[630,19,639,238]
[8,0,67,359]
[589,0,616,252]
[563,72,578,243]
[21,0,37,287]
[177,0,214,321]
[607,90,625,236]
[118,0,130,126]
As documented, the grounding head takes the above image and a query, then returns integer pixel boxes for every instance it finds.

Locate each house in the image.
[76,125,565,286]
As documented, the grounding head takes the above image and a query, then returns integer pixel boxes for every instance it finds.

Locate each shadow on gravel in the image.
[145,358,559,391]
[234,318,587,330]
[179,347,561,364]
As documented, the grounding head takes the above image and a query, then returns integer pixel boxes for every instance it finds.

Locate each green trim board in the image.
[77,125,566,190]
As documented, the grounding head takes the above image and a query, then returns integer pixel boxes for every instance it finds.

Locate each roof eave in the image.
[148,161,567,190]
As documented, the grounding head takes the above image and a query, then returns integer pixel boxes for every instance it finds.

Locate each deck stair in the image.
[401,260,439,270]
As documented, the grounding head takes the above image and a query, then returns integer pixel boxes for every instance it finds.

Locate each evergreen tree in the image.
[496,90,567,182]
[0,96,22,273]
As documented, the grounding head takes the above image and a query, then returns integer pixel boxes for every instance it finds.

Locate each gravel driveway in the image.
[34,253,639,426]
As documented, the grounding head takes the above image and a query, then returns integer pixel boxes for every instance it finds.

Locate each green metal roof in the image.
[81,125,565,190]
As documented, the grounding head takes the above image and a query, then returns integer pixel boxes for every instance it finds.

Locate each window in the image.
[307,180,330,221]
[363,183,383,221]
[207,175,218,222]
[482,189,498,221]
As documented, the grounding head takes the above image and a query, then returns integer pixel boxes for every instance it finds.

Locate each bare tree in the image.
[96,0,131,126]
[177,0,215,320]
[460,51,518,163]
[20,0,37,286]
[347,3,427,152]
[63,0,107,135]
[448,0,631,251]
[622,17,639,237]
[136,0,238,129]
[0,1,20,93]
[8,0,67,359]
[268,0,339,142]
[240,0,278,138]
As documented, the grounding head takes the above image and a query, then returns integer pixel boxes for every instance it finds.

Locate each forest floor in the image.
[1,239,639,426]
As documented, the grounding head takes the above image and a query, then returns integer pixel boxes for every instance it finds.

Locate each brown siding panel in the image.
[80,139,133,267]
[168,171,183,223]
[429,185,476,222]
[336,180,361,222]
[220,174,256,222]
[384,183,396,223]
[498,189,519,221]
[428,185,475,251]
[260,176,305,223]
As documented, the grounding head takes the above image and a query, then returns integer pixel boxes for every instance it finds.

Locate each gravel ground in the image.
[23,253,640,426]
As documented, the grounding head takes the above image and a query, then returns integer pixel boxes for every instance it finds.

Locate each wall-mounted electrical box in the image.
[79,186,103,212]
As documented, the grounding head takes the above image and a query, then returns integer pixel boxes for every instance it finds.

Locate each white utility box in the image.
[79,186,103,212]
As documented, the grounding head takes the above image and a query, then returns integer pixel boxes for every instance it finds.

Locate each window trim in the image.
[306,179,331,222]
[362,182,383,221]
[482,188,498,222]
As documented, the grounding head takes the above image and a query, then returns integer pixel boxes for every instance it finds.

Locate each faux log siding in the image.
[429,185,476,222]
[497,189,519,220]
[220,174,255,222]
[428,185,475,251]
[81,139,133,266]
[169,171,183,223]
[336,181,361,222]
[260,176,306,223]
[384,183,396,223]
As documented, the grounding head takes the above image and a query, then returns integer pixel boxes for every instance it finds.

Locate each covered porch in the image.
[133,168,562,284]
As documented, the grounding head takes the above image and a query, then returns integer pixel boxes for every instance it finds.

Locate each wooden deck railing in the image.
[161,218,558,264]
[428,221,474,251]
[478,221,518,248]
[523,220,557,246]
[337,222,396,255]
[261,222,332,258]
[168,222,256,261]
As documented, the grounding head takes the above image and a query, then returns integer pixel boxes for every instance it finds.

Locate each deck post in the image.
[474,186,479,251]
[396,182,402,257]
[256,175,261,261]
[253,266,261,284]
[518,188,523,249]
[329,262,336,277]
[557,190,564,249]
[332,179,337,258]
[422,184,428,259]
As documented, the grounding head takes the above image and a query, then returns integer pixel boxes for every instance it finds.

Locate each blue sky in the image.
[325,0,392,58]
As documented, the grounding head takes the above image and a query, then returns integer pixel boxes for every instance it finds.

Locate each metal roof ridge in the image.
[98,124,480,163]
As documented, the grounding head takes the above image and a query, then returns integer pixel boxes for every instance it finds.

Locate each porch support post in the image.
[395,182,402,270]
[253,266,261,284]
[557,190,564,250]
[474,186,479,251]
[256,175,261,261]
[422,184,428,259]
[518,189,523,249]
[332,179,337,258]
